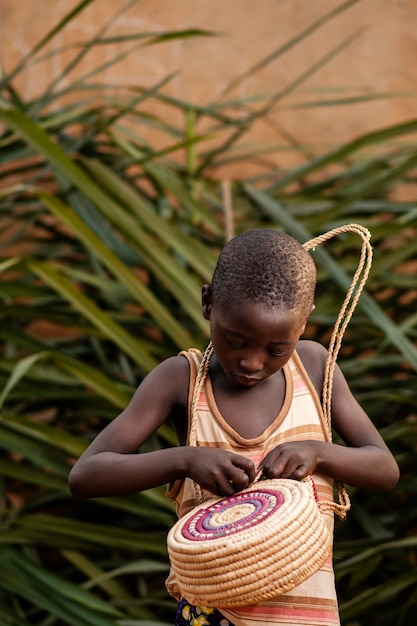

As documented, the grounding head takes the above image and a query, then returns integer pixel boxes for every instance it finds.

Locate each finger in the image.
[289,464,309,481]
[217,477,237,498]
[279,462,308,480]
[255,462,267,479]
[261,458,286,479]
[229,469,250,491]
[232,457,256,484]
[264,456,296,479]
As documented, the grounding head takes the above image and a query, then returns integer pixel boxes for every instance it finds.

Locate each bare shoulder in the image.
[136,353,192,444]
[295,340,328,395]
[118,353,192,431]
[296,339,328,361]
[71,353,193,459]
[150,352,191,381]
[136,353,191,408]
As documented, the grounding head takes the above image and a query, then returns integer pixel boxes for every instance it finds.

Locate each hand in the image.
[259,441,321,481]
[185,447,256,497]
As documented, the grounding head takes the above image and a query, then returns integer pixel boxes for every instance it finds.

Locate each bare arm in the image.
[68,356,190,498]
[260,342,399,491]
[317,361,399,490]
[69,355,255,499]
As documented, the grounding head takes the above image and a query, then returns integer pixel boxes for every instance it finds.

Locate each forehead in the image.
[213,301,306,342]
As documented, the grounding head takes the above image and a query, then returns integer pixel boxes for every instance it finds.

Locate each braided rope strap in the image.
[188,343,214,505]
[303,223,373,519]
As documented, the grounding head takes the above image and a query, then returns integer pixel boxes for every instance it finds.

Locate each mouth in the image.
[235,374,263,387]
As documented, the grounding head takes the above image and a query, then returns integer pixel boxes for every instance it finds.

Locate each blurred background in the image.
[3,0,417,178]
[1,1,417,625]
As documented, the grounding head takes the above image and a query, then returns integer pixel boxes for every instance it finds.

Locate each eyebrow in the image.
[270,340,295,346]
[224,329,295,346]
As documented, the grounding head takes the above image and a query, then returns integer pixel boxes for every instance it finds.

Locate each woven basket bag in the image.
[167,224,373,608]
[168,475,331,607]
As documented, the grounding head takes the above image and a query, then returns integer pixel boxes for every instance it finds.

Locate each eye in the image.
[227,340,244,350]
[269,347,291,358]
[224,335,245,349]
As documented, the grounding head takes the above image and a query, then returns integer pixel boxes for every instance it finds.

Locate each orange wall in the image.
[1,0,417,178]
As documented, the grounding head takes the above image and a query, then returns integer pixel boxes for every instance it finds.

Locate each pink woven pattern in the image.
[181,488,284,541]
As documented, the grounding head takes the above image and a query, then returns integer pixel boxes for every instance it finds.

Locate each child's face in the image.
[202,287,308,389]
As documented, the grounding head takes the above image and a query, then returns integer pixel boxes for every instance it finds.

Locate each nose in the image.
[240,352,264,373]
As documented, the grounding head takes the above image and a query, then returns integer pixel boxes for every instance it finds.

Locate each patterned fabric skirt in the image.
[175,597,234,626]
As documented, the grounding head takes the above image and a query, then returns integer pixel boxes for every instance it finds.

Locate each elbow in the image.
[68,464,92,500]
[380,457,400,492]
[390,461,401,491]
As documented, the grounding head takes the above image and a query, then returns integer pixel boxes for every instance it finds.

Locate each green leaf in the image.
[0,351,50,409]
[27,260,158,372]
[0,548,121,625]
[37,192,194,348]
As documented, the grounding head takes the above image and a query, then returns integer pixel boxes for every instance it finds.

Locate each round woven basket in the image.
[167,477,331,607]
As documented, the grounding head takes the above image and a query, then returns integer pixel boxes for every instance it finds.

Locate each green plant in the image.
[1,1,417,624]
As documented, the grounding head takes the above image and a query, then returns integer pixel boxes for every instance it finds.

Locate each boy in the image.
[69,228,399,625]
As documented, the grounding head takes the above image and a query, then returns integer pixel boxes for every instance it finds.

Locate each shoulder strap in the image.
[303,224,373,519]
[165,349,203,502]
[303,224,372,434]
[178,349,203,446]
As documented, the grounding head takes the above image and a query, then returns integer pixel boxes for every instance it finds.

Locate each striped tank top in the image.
[166,348,340,626]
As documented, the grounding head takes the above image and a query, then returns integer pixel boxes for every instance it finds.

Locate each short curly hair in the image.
[211,229,316,317]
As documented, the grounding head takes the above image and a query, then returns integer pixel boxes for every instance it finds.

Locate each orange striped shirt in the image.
[166,349,340,626]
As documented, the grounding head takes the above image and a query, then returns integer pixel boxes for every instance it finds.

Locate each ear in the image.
[201,284,213,320]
